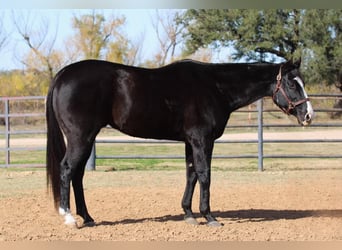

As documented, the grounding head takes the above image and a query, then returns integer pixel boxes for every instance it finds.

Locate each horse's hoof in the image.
[207,220,222,227]
[64,220,78,228]
[64,213,78,228]
[184,216,199,225]
[83,221,96,227]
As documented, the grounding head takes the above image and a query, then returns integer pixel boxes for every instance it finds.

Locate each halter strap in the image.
[272,66,310,115]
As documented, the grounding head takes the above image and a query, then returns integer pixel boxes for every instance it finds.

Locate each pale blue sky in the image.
[0,9,172,70]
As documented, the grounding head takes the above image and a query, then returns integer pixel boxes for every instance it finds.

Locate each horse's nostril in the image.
[305,113,311,122]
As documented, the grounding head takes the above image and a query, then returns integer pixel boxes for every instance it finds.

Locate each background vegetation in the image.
[0,9,341,97]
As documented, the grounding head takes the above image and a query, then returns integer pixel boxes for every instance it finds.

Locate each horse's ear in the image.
[282,57,301,72]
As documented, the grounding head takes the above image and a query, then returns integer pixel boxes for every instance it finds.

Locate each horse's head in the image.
[272,59,314,126]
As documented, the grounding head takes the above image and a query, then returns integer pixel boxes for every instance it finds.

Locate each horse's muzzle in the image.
[300,111,313,126]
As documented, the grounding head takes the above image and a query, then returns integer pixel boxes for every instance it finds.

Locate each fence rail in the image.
[1,94,342,170]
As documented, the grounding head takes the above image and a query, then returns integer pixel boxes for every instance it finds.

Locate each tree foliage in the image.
[180,9,341,84]
[69,11,140,65]
[301,9,341,84]
[0,70,49,96]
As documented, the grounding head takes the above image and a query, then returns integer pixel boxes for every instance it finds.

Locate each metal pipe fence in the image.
[0,96,46,168]
[1,94,342,170]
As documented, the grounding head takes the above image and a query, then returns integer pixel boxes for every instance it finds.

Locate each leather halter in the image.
[272,66,310,115]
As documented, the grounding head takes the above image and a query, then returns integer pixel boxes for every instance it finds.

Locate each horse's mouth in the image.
[300,119,312,126]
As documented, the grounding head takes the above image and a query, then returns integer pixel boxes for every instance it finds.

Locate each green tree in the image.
[181,9,306,61]
[180,9,341,84]
[301,9,341,84]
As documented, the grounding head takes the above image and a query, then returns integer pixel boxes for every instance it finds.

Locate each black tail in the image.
[46,81,66,209]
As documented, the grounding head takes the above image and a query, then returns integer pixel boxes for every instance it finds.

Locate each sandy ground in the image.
[0,169,341,241]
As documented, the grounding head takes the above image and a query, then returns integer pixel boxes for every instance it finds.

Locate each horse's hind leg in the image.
[59,155,77,226]
[59,136,96,227]
[182,142,199,225]
[72,159,94,226]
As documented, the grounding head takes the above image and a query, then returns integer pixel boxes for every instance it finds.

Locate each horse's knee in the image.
[196,171,210,187]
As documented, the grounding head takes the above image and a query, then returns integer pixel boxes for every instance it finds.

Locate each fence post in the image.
[85,143,96,171]
[257,98,264,171]
[4,99,10,167]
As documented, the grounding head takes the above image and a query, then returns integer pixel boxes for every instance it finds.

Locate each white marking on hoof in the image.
[59,207,67,216]
[59,207,77,227]
[64,213,77,227]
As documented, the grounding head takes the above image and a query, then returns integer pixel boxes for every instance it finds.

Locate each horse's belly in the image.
[112,114,183,141]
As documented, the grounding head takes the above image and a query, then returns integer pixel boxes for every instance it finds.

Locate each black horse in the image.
[46,59,313,227]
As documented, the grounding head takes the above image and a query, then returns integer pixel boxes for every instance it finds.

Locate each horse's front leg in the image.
[190,137,222,227]
[182,142,199,225]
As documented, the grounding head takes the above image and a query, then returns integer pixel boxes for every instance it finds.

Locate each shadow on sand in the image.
[93,208,342,227]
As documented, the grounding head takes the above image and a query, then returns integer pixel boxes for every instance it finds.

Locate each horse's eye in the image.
[288,80,296,89]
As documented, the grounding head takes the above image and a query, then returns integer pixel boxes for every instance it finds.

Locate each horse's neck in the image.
[213,64,277,112]
[231,79,274,110]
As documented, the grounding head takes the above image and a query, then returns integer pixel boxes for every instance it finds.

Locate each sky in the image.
[0,9,184,70]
